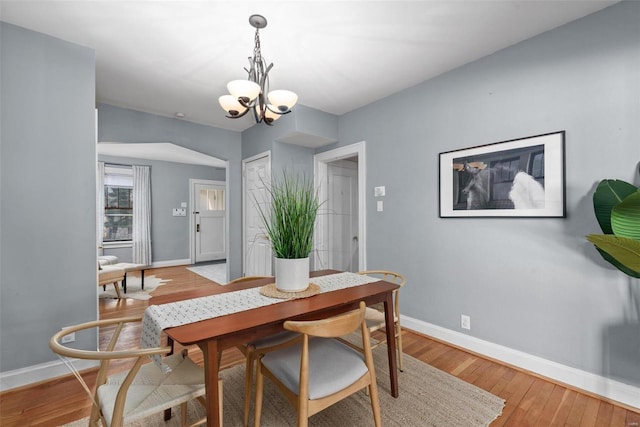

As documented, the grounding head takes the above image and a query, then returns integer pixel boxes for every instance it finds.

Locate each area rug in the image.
[98,275,171,300]
[61,345,505,426]
[187,263,227,284]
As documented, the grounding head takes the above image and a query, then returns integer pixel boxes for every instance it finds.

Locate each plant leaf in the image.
[254,170,321,259]
[611,190,640,240]
[592,179,637,235]
[586,234,640,278]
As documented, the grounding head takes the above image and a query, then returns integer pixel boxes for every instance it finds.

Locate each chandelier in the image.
[218,14,298,126]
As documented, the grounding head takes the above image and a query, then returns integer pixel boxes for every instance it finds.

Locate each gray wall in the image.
[98,105,243,277]
[0,23,97,371]
[98,155,225,263]
[1,1,638,394]
[331,2,640,386]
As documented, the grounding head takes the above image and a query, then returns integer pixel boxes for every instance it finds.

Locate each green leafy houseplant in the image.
[586,179,640,278]
[257,171,321,260]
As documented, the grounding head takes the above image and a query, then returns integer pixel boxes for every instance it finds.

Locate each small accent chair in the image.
[253,301,382,427]
[49,315,221,427]
[227,276,299,427]
[98,265,125,299]
[339,270,406,371]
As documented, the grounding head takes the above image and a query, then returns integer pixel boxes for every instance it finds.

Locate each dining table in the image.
[147,269,400,427]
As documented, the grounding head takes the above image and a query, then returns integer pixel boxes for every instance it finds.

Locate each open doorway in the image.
[314,142,366,272]
[98,142,230,281]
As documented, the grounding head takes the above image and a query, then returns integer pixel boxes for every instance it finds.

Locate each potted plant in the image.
[257,170,321,292]
[586,179,640,279]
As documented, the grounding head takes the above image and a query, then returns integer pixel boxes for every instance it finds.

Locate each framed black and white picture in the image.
[439,131,566,218]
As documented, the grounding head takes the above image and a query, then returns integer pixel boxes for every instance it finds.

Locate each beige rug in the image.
[187,262,227,284]
[61,345,504,426]
[98,275,171,300]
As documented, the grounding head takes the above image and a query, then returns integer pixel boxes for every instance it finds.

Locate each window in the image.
[103,165,133,242]
[200,188,225,211]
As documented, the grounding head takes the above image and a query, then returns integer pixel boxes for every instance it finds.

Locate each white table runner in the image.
[142,272,380,371]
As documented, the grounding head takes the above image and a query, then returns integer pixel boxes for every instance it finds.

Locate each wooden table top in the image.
[149,270,400,347]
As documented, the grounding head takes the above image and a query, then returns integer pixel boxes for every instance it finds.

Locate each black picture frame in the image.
[439,131,566,218]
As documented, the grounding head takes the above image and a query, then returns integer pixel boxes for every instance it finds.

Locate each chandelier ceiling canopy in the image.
[218,14,298,126]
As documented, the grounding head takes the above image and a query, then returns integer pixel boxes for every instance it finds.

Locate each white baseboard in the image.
[151,258,190,268]
[401,315,640,410]
[0,358,98,392]
[1,258,194,392]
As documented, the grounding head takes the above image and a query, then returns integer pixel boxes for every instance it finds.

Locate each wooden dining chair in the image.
[338,270,406,371]
[227,276,299,427]
[253,301,381,427]
[49,315,221,427]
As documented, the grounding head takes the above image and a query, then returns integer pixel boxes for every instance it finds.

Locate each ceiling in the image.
[1,1,618,133]
[98,142,228,167]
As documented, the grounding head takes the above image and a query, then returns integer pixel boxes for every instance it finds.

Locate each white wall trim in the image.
[151,258,191,268]
[401,315,640,410]
[314,141,367,270]
[0,358,98,392]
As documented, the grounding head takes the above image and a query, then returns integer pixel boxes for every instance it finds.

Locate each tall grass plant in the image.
[257,171,321,259]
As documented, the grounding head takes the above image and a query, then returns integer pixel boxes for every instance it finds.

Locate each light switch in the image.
[374,186,386,197]
[377,201,384,212]
[181,202,187,208]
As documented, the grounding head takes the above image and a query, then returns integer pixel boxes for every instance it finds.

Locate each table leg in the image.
[383,293,399,397]
[199,340,222,427]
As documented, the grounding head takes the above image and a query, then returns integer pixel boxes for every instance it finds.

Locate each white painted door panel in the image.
[195,183,226,262]
[328,160,358,272]
[243,155,272,277]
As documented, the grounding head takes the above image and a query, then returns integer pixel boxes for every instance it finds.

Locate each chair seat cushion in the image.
[262,338,367,400]
[98,353,205,426]
[248,330,298,350]
[114,262,148,273]
[98,255,119,266]
[98,266,125,285]
[364,306,398,330]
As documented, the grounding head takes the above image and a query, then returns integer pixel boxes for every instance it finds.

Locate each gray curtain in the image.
[96,161,105,253]
[132,165,152,265]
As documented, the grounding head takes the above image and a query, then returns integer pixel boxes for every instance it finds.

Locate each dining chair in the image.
[49,315,221,427]
[338,270,406,371]
[253,301,382,427]
[227,276,300,427]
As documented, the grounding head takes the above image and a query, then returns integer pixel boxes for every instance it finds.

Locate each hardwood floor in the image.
[1,265,638,426]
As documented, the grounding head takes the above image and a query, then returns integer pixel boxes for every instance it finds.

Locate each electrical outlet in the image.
[61,331,75,344]
[461,314,471,330]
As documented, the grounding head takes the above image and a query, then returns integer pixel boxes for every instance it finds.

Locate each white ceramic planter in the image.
[275,257,310,292]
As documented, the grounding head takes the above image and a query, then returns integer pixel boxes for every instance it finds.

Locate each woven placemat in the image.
[259,283,320,299]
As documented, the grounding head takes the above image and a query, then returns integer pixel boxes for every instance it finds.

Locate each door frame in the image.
[242,151,272,276]
[314,141,367,271]
[189,173,230,275]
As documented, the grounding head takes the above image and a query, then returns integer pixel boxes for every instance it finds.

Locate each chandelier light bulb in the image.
[268,90,298,112]
[218,95,245,116]
[227,80,261,103]
[264,105,282,123]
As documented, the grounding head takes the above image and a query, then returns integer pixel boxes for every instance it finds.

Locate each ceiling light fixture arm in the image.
[218,14,298,126]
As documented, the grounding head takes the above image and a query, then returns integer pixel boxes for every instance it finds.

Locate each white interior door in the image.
[328,160,359,272]
[243,153,272,277]
[314,141,366,272]
[194,182,226,263]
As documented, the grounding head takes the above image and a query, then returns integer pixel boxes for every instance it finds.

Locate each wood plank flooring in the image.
[1,265,638,426]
